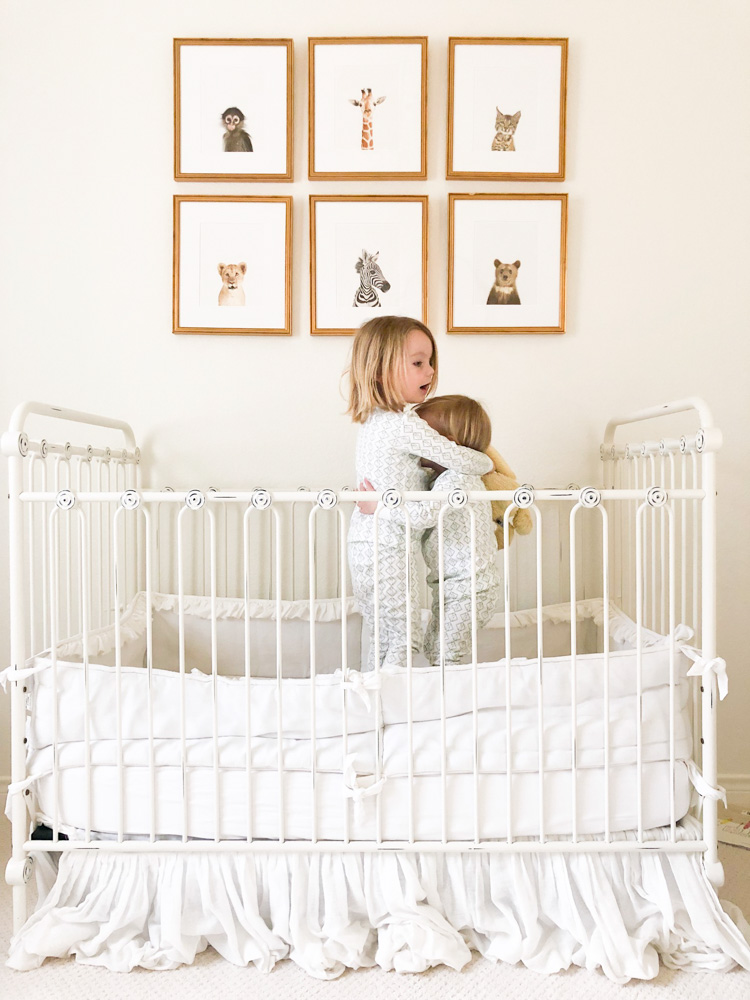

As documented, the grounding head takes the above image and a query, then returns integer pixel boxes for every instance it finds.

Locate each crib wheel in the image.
[4,855,33,886]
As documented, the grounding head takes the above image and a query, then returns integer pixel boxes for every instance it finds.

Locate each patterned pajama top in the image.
[348,407,493,546]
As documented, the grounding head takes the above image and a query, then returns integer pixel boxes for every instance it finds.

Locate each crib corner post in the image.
[7,445,30,931]
[699,439,721,885]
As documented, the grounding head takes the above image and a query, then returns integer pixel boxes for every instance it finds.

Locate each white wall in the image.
[1,0,749,786]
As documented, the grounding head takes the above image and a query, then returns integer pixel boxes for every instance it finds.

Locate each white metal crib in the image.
[3,397,744,980]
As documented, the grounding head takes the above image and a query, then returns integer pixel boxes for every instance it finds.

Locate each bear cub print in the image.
[487,259,521,305]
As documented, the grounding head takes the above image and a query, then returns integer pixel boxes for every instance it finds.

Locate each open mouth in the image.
[420,382,431,392]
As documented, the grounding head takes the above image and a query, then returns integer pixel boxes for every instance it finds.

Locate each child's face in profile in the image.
[398,328,434,404]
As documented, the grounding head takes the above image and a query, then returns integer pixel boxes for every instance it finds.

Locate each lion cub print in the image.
[491,109,521,151]
[486,259,521,305]
[217,262,246,306]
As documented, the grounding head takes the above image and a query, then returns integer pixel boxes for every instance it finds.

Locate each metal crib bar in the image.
[438,506,448,845]
[242,506,255,843]
[113,506,126,842]
[404,508,415,847]
[208,509,220,843]
[48,506,61,843]
[177,506,189,843]
[273,507,285,844]
[143,507,155,843]
[635,501,647,842]
[338,508,351,844]
[469,507,479,846]
[373,508,383,845]
[533,506,545,844]
[308,505,319,845]
[569,503,579,844]
[503,518,513,844]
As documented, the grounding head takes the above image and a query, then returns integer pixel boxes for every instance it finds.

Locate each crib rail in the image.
[4,399,724,939]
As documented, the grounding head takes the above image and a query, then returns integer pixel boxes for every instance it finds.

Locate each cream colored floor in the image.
[1,818,749,1000]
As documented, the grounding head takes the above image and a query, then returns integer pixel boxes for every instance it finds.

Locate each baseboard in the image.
[719,774,750,810]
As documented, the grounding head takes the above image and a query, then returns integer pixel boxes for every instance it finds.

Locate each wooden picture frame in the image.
[173,195,292,336]
[448,193,567,334]
[308,37,427,180]
[310,195,428,336]
[174,38,293,181]
[447,37,568,181]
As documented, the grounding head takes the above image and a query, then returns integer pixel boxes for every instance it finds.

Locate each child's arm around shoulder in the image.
[399,409,493,476]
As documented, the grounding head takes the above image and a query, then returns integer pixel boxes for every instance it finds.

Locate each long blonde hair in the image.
[346,316,438,424]
[414,395,492,453]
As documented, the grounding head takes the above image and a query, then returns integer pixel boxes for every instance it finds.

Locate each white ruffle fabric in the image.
[7,818,750,982]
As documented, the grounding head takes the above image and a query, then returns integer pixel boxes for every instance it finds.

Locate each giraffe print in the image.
[349,89,386,150]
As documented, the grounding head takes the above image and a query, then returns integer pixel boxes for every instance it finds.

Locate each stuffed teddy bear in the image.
[482,445,533,549]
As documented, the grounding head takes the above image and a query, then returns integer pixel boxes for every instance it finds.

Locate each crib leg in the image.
[703,853,725,889]
[5,855,32,932]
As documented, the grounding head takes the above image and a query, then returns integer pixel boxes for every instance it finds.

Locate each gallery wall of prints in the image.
[172,36,568,338]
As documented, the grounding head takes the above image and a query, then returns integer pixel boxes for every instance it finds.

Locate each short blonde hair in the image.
[415,395,492,453]
[346,316,438,423]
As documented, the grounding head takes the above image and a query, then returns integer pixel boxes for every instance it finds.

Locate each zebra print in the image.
[353,250,391,308]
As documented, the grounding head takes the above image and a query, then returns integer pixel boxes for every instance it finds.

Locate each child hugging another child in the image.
[346,316,493,670]
[415,394,501,666]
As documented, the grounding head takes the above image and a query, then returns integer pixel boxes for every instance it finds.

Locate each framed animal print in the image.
[448,193,567,334]
[174,38,293,181]
[447,38,568,181]
[173,196,292,336]
[310,195,428,335]
[308,37,427,180]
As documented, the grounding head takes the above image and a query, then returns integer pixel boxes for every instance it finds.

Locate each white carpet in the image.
[2,820,749,999]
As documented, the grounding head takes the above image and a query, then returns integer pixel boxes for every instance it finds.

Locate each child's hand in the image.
[357,479,378,515]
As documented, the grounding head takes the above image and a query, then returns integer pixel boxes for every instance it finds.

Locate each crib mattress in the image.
[25,724,692,842]
[27,749,691,842]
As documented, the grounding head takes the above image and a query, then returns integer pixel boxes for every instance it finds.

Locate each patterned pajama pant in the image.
[423,584,500,666]
[349,536,423,671]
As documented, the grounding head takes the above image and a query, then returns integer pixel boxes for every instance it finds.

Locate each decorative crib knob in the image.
[513,486,535,509]
[317,489,338,509]
[55,490,76,510]
[120,490,141,510]
[104,447,112,463]
[121,449,128,462]
[40,439,49,458]
[17,433,29,457]
[64,442,72,459]
[185,490,206,510]
[679,436,688,454]
[134,447,141,464]
[646,487,668,507]
[448,488,468,509]
[251,489,272,510]
[381,488,402,509]
[696,429,705,453]
[579,487,601,508]
[86,444,93,462]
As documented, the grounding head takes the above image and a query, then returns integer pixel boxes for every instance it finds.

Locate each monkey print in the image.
[221,107,253,152]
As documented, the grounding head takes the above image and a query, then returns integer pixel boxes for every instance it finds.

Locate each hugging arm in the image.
[377,411,492,528]
[400,410,493,476]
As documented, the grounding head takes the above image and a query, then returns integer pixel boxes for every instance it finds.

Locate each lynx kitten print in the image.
[491,109,521,151]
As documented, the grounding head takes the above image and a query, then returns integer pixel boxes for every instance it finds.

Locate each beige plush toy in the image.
[482,445,533,549]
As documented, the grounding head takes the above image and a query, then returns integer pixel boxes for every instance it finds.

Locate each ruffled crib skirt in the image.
[7,819,750,983]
